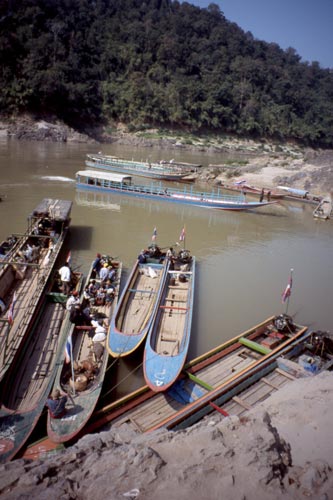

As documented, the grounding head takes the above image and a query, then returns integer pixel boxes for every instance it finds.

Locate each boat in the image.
[167,329,333,431]
[0,268,83,463]
[143,250,195,392]
[0,198,72,383]
[108,251,169,358]
[75,170,277,211]
[313,196,332,220]
[47,255,122,444]
[80,314,309,435]
[85,153,199,181]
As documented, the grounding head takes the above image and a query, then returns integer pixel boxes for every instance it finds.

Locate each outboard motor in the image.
[273,314,295,333]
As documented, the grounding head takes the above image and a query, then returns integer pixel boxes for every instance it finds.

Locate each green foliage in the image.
[0,0,332,146]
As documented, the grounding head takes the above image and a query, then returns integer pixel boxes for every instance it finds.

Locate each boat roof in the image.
[29,198,72,221]
[76,170,132,182]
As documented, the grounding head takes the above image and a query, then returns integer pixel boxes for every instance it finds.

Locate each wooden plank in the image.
[261,377,280,390]
[232,396,252,410]
[276,368,297,380]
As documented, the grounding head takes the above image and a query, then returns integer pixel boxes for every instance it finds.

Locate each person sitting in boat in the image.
[105,282,115,306]
[46,389,69,419]
[138,249,147,264]
[147,243,162,259]
[70,304,91,327]
[66,290,80,311]
[107,265,117,282]
[99,263,109,283]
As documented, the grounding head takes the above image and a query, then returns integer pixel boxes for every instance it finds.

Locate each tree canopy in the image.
[1,0,332,146]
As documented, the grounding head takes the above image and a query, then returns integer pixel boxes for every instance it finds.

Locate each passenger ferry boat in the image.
[75,170,276,211]
[86,153,198,181]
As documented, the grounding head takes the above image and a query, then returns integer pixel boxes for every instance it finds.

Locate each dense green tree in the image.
[0,0,332,146]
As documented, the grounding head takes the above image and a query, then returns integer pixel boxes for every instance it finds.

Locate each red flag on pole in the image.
[282,270,293,303]
[179,226,185,242]
[152,227,157,241]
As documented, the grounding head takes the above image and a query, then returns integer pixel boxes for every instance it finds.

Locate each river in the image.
[1,138,332,398]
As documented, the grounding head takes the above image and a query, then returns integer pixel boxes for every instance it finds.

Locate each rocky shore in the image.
[1,115,332,195]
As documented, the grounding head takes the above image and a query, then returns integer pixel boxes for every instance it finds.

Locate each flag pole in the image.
[285,268,293,315]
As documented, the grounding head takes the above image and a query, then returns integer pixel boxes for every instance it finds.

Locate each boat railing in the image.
[87,155,193,174]
[80,174,245,202]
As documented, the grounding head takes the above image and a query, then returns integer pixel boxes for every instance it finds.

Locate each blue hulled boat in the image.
[75,170,277,211]
[143,250,195,392]
[108,255,170,358]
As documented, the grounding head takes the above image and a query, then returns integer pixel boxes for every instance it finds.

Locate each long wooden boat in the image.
[169,329,333,430]
[313,196,332,220]
[82,314,308,435]
[75,170,277,211]
[0,199,72,383]
[143,252,195,392]
[108,256,169,357]
[47,256,122,444]
[86,153,199,181]
[0,270,83,463]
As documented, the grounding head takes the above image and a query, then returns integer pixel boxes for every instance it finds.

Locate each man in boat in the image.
[66,290,80,311]
[58,262,71,295]
[92,253,102,278]
[46,389,70,419]
[138,249,147,264]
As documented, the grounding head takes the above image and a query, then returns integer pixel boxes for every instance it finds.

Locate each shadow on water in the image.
[68,225,94,251]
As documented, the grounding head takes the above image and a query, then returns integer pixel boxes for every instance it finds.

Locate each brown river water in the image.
[1,138,332,398]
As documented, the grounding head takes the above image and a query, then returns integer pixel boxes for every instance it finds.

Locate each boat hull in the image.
[0,272,83,463]
[76,181,276,211]
[47,258,122,443]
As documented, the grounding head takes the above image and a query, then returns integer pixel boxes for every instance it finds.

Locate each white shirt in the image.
[59,266,71,282]
[66,296,80,311]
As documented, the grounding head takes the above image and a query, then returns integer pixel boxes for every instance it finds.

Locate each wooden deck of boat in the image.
[155,279,190,356]
[0,246,57,380]
[111,343,263,432]
[3,298,66,410]
[117,265,163,334]
[221,364,295,416]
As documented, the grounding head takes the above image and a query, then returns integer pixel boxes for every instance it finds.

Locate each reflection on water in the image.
[1,139,333,396]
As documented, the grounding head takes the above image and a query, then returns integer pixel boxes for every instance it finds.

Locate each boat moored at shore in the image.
[0,199,72,383]
[75,170,277,211]
[86,153,199,181]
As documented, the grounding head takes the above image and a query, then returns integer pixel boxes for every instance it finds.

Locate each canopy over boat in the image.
[76,170,132,184]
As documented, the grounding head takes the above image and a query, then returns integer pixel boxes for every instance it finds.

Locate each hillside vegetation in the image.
[1,0,333,146]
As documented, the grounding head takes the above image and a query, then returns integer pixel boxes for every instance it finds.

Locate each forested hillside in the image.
[1,0,333,146]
